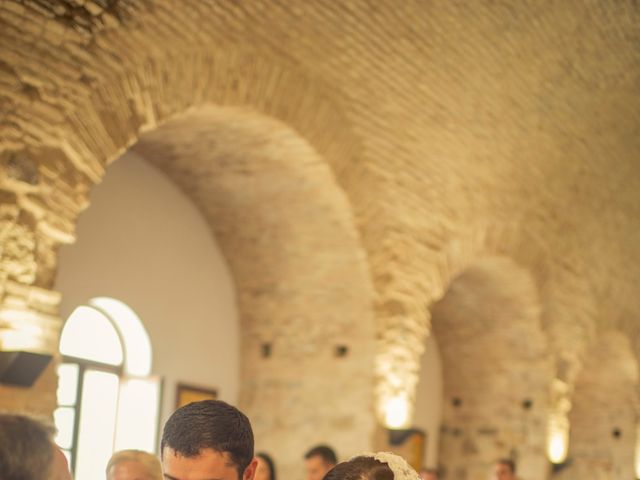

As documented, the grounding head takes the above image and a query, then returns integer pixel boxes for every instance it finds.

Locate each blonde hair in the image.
[106,450,162,480]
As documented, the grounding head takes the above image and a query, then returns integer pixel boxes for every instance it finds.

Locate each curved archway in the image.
[55,149,241,427]
[133,106,377,471]
[0,9,376,471]
[384,223,597,471]
[427,256,551,479]
[3,89,375,477]
[3,9,637,480]
[373,221,595,441]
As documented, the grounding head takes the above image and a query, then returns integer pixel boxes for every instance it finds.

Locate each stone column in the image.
[0,150,91,415]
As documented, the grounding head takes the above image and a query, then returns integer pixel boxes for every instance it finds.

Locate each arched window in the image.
[54,298,160,479]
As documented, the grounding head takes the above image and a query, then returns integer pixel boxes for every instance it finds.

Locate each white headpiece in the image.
[352,452,421,480]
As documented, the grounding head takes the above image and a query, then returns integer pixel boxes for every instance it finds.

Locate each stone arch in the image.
[435,222,598,394]
[0,37,375,477]
[429,255,552,480]
[374,220,597,450]
[555,331,639,480]
[132,106,376,466]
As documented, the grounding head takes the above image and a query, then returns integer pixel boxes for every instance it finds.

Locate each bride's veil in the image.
[353,452,421,480]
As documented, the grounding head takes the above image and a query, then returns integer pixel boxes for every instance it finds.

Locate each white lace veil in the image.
[352,452,421,480]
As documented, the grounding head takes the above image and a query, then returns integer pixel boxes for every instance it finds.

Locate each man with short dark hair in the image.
[304,445,337,480]
[161,400,257,480]
[0,413,72,480]
[491,459,517,480]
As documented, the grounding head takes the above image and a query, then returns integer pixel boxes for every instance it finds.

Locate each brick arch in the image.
[0,37,368,283]
[435,222,597,369]
[414,226,602,479]
[429,255,552,480]
[373,221,597,440]
[129,105,376,475]
[0,41,366,324]
[4,47,362,203]
[0,43,375,476]
[372,224,531,430]
[3,6,640,477]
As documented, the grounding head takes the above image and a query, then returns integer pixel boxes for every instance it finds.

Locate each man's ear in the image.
[244,457,259,480]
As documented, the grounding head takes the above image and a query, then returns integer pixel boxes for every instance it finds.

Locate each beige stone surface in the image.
[134,107,377,472]
[0,1,639,478]
[432,257,552,479]
[557,331,638,480]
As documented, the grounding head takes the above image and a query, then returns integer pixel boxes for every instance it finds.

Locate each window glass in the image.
[74,370,120,480]
[114,376,161,452]
[53,407,75,450]
[60,306,123,366]
[56,363,79,406]
[90,297,152,376]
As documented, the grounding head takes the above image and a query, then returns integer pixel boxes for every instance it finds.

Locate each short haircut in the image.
[323,456,393,480]
[0,413,55,480]
[107,450,162,480]
[496,459,516,473]
[161,400,254,478]
[305,445,338,466]
[256,452,277,480]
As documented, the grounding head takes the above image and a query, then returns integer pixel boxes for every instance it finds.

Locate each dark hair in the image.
[0,414,55,480]
[256,452,277,480]
[323,457,393,480]
[161,400,254,478]
[496,459,516,473]
[305,445,338,466]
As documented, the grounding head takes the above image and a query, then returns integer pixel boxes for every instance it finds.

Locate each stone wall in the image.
[1,1,640,478]
[554,332,638,480]
[134,108,377,476]
[432,258,552,480]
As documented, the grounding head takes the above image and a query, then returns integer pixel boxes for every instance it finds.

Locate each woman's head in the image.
[323,456,394,480]
[255,452,277,480]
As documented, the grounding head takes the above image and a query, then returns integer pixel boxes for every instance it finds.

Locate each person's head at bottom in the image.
[324,457,392,480]
[107,450,162,480]
[419,468,438,480]
[161,400,257,480]
[0,413,71,480]
[492,459,516,480]
[323,455,404,480]
[305,445,338,480]
[255,452,277,480]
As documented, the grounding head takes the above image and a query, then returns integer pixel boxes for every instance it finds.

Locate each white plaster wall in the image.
[55,150,239,434]
[414,334,444,468]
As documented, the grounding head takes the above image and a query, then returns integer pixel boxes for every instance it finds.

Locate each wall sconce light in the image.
[384,394,410,429]
[547,419,569,464]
